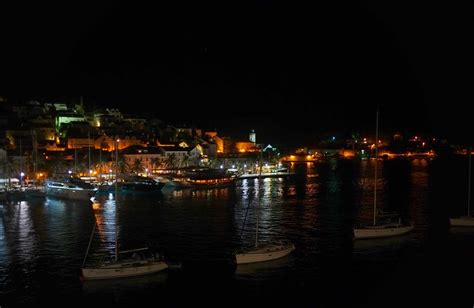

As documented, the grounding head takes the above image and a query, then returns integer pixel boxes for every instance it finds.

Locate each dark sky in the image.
[1,1,473,145]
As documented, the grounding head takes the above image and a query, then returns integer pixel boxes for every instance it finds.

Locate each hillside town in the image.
[0,97,469,188]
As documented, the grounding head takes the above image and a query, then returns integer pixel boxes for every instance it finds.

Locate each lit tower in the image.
[249,129,256,143]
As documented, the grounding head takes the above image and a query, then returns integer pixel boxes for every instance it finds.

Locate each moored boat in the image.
[45,174,97,201]
[170,169,237,189]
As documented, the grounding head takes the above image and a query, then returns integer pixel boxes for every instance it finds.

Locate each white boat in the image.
[45,175,97,201]
[450,147,473,227]
[82,247,168,280]
[234,146,295,264]
[450,216,474,227]
[81,158,168,281]
[354,223,414,239]
[354,110,413,239]
[236,242,295,264]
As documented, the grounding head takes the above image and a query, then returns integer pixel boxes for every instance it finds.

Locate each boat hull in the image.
[235,243,295,264]
[170,180,236,189]
[450,216,474,227]
[45,186,96,201]
[119,182,165,192]
[82,261,168,280]
[354,224,414,239]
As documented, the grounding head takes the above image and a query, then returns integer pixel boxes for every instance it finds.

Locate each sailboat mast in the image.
[115,139,119,262]
[256,144,263,248]
[7,149,10,190]
[468,146,472,217]
[373,110,379,226]
[74,148,77,174]
[88,131,91,178]
[19,139,23,188]
[32,130,37,187]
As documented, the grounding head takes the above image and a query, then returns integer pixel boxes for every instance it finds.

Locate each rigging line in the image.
[239,188,254,240]
[82,221,97,267]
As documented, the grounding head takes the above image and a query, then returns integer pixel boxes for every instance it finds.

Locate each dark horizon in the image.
[1,2,473,145]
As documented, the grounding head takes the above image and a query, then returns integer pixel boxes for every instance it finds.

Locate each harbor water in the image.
[1,157,473,307]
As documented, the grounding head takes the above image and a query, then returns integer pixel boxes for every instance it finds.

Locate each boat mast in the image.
[88,130,91,178]
[373,109,379,227]
[256,144,263,248]
[6,148,10,190]
[115,138,119,262]
[19,139,23,188]
[74,148,77,174]
[32,130,37,187]
[468,146,472,217]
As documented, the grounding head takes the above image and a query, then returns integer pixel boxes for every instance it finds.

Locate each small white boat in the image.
[450,216,474,227]
[81,194,168,281]
[353,110,413,240]
[354,223,414,239]
[235,151,295,264]
[235,242,295,265]
[81,247,168,281]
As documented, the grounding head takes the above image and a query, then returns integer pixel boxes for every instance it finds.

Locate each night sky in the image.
[1,2,473,145]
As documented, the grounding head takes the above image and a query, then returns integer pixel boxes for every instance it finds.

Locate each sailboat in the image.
[353,110,414,239]
[81,143,168,280]
[450,147,474,227]
[81,223,168,280]
[234,146,295,264]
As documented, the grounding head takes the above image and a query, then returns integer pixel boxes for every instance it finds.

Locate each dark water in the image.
[1,158,473,307]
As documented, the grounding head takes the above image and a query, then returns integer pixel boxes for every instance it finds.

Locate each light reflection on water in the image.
[0,158,473,306]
